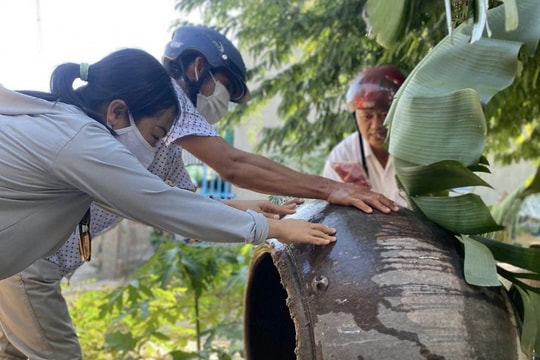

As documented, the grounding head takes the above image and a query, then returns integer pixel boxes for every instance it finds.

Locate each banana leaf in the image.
[385,0,540,236]
[498,267,540,294]
[515,286,540,356]
[364,0,408,48]
[501,0,519,32]
[523,167,540,198]
[411,194,503,234]
[463,232,540,354]
[457,0,540,53]
[463,235,500,286]
[366,0,522,47]
[470,234,540,273]
[388,89,487,167]
[461,234,540,290]
[396,159,491,196]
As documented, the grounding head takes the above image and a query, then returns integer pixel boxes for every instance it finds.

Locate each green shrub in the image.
[70,231,253,359]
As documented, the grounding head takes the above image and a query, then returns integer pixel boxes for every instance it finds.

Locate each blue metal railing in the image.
[199,164,235,199]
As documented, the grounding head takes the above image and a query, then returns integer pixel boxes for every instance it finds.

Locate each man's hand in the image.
[327,183,399,214]
[224,199,303,219]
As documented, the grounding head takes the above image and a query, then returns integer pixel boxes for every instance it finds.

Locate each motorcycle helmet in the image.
[346,64,405,112]
[163,25,250,104]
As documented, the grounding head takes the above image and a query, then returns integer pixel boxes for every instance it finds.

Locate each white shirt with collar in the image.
[322,132,409,208]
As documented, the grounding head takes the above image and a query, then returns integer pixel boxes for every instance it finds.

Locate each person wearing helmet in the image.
[163,25,250,111]
[162,25,399,214]
[322,64,409,208]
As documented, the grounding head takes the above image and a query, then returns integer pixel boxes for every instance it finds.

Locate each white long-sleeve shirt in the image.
[0,86,268,279]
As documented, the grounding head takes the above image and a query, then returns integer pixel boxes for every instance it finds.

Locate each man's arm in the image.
[178,135,398,214]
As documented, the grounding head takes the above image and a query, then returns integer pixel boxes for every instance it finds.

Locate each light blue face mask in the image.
[115,113,157,168]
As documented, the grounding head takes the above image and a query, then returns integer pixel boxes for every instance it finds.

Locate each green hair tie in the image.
[79,63,90,81]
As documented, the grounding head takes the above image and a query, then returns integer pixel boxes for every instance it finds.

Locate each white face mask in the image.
[115,113,157,168]
[196,72,231,125]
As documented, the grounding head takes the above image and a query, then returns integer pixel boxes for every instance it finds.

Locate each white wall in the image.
[230,95,287,200]
[472,159,536,206]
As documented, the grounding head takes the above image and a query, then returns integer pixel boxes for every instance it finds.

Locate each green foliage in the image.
[485,45,540,165]
[69,286,113,359]
[70,232,253,359]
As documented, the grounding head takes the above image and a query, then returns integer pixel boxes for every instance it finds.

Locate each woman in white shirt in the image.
[0,48,336,359]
